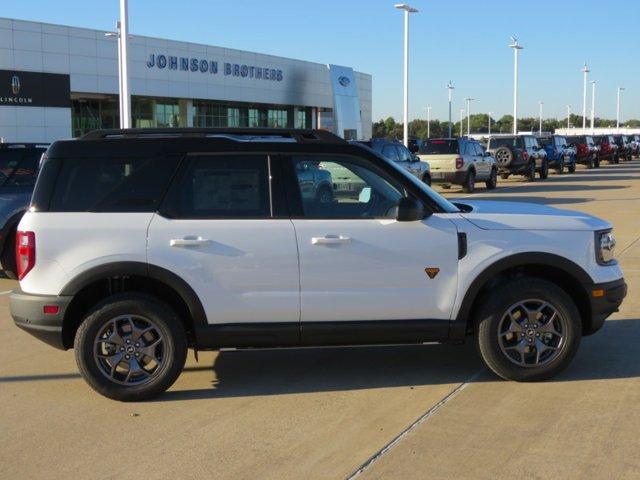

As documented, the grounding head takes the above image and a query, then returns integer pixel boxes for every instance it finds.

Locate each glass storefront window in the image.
[227,108,240,127]
[268,109,288,128]
[71,97,119,137]
[248,109,260,128]
[295,110,306,129]
[155,102,180,127]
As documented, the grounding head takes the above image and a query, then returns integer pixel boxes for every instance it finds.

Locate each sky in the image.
[4,0,638,122]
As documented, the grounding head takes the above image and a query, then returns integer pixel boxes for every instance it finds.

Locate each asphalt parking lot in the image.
[1,160,639,480]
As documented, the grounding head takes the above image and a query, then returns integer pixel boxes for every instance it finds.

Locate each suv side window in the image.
[290,155,404,219]
[163,155,271,219]
[382,145,400,162]
[396,145,413,162]
[0,150,43,188]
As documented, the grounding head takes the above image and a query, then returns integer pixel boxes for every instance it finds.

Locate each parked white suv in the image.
[417,138,497,193]
[11,128,626,401]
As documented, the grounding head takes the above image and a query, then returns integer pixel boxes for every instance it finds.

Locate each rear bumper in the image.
[583,278,627,335]
[10,289,72,350]
[430,170,467,184]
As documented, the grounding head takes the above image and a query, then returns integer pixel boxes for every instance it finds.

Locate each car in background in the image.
[593,135,616,164]
[613,135,632,162]
[417,137,497,193]
[0,142,48,279]
[354,139,431,186]
[537,134,576,174]
[566,135,599,168]
[486,135,548,181]
[628,134,640,158]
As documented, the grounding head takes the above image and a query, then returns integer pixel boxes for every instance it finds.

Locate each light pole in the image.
[464,97,474,135]
[581,62,589,131]
[488,112,493,135]
[590,81,596,133]
[459,109,465,137]
[395,3,418,147]
[509,37,523,134]
[566,105,571,129]
[447,81,454,137]
[425,106,432,139]
[616,86,625,131]
[538,101,543,135]
[104,25,123,125]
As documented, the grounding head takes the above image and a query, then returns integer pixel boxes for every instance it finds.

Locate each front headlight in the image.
[596,230,617,265]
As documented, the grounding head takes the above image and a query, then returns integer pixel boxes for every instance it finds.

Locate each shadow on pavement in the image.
[458,196,594,205]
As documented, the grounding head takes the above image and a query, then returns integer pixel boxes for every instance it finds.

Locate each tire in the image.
[422,172,432,187]
[567,161,576,173]
[494,147,514,168]
[0,227,17,280]
[588,156,596,169]
[524,161,536,181]
[475,277,582,382]
[462,169,476,193]
[555,157,564,175]
[613,154,620,165]
[538,158,549,179]
[485,168,497,190]
[500,172,510,180]
[315,186,334,204]
[594,157,601,168]
[74,293,188,401]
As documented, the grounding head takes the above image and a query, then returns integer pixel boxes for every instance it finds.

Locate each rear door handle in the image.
[170,237,211,247]
[311,235,351,245]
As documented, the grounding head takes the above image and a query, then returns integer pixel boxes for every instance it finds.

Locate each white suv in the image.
[11,128,626,401]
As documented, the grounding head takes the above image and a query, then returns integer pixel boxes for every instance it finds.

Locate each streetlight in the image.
[566,105,571,129]
[464,97,474,135]
[581,62,589,131]
[509,36,523,134]
[425,106,432,139]
[395,3,418,147]
[538,101,543,135]
[487,112,493,135]
[590,81,596,133]
[616,86,625,131]
[459,109,465,137]
[447,81,454,137]
[105,20,135,128]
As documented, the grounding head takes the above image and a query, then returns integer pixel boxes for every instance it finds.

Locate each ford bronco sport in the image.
[11,128,626,401]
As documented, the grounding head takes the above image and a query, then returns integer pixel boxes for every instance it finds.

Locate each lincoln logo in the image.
[338,75,350,87]
[11,75,20,95]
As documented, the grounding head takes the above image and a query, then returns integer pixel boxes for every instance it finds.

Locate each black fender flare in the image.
[60,261,207,327]
[449,252,593,339]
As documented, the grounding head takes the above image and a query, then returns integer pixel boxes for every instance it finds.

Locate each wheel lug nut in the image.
[125,354,130,359]
[135,343,140,347]
[536,333,540,337]
[135,353,139,357]
[126,339,131,344]
[120,347,125,352]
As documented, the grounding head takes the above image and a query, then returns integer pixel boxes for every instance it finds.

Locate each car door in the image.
[472,142,489,178]
[285,153,459,331]
[147,153,301,329]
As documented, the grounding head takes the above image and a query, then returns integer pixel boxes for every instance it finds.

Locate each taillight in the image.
[455,157,464,169]
[16,231,35,281]
[522,151,529,161]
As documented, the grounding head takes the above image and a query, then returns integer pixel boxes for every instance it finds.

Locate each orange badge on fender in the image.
[425,267,440,279]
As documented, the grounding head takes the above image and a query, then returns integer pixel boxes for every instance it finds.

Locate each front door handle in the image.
[170,236,211,247]
[311,235,351,245]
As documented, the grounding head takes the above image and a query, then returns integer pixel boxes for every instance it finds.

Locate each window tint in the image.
[291,155,404,219]
[49,156,178,212]
[396,145,413,162]
[382,145,400,162]
[538,137,551,147]
[164,155,270,219]
[0,149,43,187]
[489,137,523,149]
[420,139,459,154]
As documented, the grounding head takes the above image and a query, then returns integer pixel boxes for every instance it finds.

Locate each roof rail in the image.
[80,128,346,144]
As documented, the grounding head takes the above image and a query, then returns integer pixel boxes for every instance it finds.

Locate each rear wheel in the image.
[567,162,576,173]
[555,157,565,174]
[588,156,596,169]
[75,293,188,401]
[524,161,536,181]
[500,172,510,180]
[422,172,431,187]
[315,186,334,205]
[462,170,476,193]
[475,277,582,381]
[485,168,497,190]
[538,158,549,179]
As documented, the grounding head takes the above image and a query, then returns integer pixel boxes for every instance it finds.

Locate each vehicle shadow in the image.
[456,196,594,206]
[157,318,640,401]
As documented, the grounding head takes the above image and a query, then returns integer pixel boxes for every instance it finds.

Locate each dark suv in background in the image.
[613,135,632,162]
[0,142,48,278]
[486,135,548,180]
[593,135,617,164]
[566,135,599,168]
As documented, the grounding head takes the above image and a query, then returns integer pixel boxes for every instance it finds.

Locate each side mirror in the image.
[396,197,426,222]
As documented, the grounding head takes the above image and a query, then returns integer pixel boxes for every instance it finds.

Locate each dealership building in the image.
[0,17,372,143]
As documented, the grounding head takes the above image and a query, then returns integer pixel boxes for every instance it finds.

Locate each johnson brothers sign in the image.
[146,54,283,81]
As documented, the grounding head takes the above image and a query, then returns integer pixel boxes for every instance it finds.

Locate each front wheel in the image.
[461,170,476,193]
[422,172,431,187]
[75,293,188,401]
[475,278,582,381]
[485,168,497,190]
[524,161,536,182]
[555,157,564,175]
[538,159,549,179]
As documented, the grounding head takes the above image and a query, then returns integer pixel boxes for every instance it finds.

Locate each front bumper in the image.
[583,278,627,335]
[10,289,72,350]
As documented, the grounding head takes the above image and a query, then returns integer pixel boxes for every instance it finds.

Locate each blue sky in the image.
[4,0,638,122]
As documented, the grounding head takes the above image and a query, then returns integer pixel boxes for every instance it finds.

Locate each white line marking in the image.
[346,368,485,479]
[0,290,13,295]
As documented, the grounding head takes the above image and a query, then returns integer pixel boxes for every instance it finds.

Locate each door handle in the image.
[311,235,351,245]
[170,236,211,247]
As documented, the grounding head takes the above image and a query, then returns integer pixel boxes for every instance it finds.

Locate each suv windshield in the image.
[488,137,523,149]
[0,148,45,187]
[419,139,458,155]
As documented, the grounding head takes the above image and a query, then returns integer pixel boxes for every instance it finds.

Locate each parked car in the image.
[353,139,431,186]
[486,135,548,180]
[613,135,632,162]
[0,142,48,279]
[295,159,335,204]
[593,135,616,165]
[537,134,576,174]
[628,134,640,158]
[10,127,626,401]
[417,137,497,193]
[566,135,600,168]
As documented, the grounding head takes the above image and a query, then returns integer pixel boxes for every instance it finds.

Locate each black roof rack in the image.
[80,128,346,144]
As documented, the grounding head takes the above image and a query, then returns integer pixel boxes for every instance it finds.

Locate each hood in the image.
[455,199,610,231]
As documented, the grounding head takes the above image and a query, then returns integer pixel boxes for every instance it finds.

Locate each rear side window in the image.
[382,145,400,162]
[162,155,270,219]
[488,137,523,149]
[0,149,44,187]
[48,156,179,212]
[420,140,459,154]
